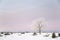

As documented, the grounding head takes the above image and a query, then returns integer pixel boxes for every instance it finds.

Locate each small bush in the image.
[58,33,60,37]
[1,32,4,34]
[33,32,37,36]
[21,32,25,34]
[52,32,56,38]
[4,32,10,35]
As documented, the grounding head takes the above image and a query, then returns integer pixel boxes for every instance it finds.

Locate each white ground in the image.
[0,33,60,40]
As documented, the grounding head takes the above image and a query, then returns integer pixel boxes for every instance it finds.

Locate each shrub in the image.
[21,32,25,34]
[58,33,60,37]
[33,32,37,36]
[4,32,10,35]
[52,32,56,38]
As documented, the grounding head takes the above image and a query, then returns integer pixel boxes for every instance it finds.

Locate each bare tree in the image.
[33,18,45,34]
[36,20,43,34]
[38,21,43,34]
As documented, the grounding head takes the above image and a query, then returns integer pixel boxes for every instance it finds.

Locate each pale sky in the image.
[0,0,60,32]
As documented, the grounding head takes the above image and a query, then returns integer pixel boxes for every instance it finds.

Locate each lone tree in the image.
[36,21,43,34]
[33,18,45,34]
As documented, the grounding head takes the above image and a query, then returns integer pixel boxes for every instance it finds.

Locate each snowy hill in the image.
[0,33,60,40]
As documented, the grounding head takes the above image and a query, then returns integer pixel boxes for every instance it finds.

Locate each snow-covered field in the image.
[0,33,60,40]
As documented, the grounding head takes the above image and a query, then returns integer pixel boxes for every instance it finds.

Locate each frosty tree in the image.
[32,18,46,34]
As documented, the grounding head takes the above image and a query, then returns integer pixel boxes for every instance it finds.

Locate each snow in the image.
[0,33,60,40]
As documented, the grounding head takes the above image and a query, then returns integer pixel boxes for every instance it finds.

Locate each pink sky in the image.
[0,0,60,32]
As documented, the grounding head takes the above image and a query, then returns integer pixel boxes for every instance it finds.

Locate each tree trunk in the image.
[39,27,41,34]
